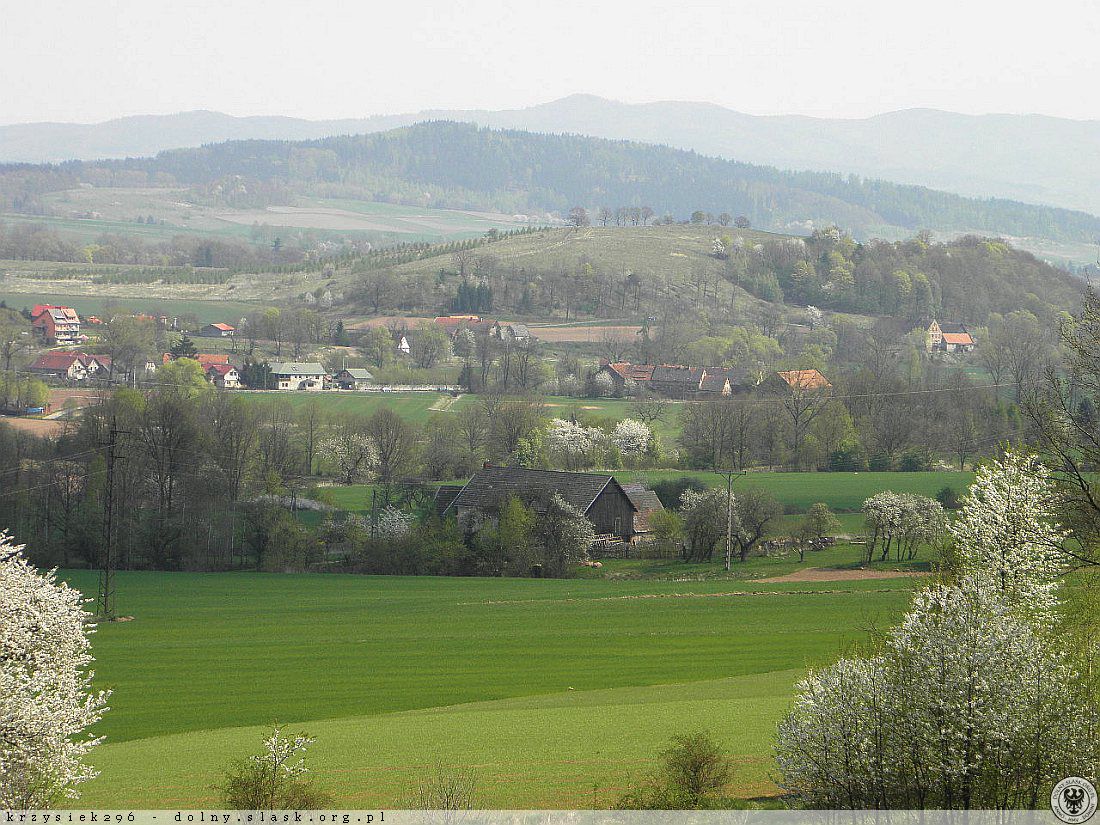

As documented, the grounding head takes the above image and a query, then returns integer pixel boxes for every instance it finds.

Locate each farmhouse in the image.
[926,320,976,353]
[493,322,533,343]
[31,305,81,345]
[28,350,100,381]
[597,362,732,398]
[443,466,638,542]
[204,363,241,389]
[333,368,374,390]
[200,322,235,338]
[270,362,327,391]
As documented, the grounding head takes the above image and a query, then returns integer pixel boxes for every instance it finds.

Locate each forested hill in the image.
[6,122,1100,246]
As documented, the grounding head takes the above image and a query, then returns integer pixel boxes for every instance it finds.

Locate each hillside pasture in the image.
[64,570,914,808]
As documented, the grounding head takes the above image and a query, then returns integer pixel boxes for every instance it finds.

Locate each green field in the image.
[64,569,916,808]
[0,287,261,324]
[626,470,973,513]
[319,471,970,521]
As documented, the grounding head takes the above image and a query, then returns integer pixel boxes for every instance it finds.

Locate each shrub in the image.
[404,761,478,809]
[219,726,332,810]
[615,731,732,809]
[936,485,962,510]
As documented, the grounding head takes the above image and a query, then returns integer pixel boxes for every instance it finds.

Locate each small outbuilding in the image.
[333,368,374,390]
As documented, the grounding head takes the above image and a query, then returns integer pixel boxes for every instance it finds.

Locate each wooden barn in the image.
[441,466,638,542]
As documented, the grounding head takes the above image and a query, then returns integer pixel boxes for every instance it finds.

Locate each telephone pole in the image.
[98,414,127,619]
[721,469,745,572]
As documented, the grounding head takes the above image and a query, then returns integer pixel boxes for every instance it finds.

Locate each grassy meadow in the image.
[65,569,916,808]
[0,287,260,324]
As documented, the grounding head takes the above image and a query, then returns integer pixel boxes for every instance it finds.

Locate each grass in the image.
[0,288,261,324]
[62,569,916,807]
[622,470,972,513]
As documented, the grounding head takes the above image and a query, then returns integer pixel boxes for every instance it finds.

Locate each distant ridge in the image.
[5,96,1100,216]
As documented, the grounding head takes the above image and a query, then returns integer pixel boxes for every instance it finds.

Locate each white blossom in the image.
[318,432,378,485]
[777,583,1092,809]
[545,418,605,469]
[376,507,414,539]
[0,536,110,808]
[591,371,615,398]
[948,450,1065,622]
[610,418,651,455]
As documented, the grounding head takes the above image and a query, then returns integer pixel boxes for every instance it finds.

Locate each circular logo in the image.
[1052,777,1098,824]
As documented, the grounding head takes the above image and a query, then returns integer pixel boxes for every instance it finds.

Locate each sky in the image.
[3,0,1099,124]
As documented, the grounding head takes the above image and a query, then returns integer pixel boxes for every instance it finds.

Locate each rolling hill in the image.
[7,96,1100,216]
[5,122,1100,249]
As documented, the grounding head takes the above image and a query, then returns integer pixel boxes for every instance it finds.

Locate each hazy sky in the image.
[3,0,1099,124]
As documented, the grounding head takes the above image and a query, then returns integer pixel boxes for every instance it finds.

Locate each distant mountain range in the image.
[5,95,1100,216]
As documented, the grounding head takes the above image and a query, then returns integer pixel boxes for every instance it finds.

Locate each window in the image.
[614,516,622,534]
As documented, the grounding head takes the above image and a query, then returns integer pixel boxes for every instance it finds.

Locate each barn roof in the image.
[433,485,465,518]
[650,365,703,386]
[446,466,636,516]
[620,484,665,531]
[338,368,374,380]
[775,369,831,390]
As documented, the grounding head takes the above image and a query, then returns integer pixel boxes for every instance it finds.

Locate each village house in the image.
[27,351,101,381]
[269,362,327,390]
[332,368,374,390]
[31,305,82,345]
[492,322,533,343]
[199,322,236,338]
[926,320,976,353]
[441,466,639,543]
[204,363,241,389]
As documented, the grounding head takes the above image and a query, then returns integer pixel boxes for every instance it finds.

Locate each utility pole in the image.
[721,469,746,571]
[98,414,127,619]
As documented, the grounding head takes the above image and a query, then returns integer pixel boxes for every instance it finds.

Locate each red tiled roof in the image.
[205,363,237,376]
[776,369,831,390]
[942,332,974,346]
[162,353,230,366]
[29,351,91,370]
[208,323,235,331]
[605,362,657,382]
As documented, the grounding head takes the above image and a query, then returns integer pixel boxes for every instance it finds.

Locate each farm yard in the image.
[64,569,915,808]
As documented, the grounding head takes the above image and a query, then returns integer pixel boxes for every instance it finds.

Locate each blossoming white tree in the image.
[948,451,1065,620]
[610,418,652,456]
[318,432,378,485]
[777,451,1094,809]
[0,535,110,808]
[376,506,414,539]
[545,418,606,470]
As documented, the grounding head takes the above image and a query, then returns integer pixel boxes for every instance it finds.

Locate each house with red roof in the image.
[204,363,241,389]
[27,351,101,381]
[31,306,81,345]
[199,322,236,338]
[927,320,976,353]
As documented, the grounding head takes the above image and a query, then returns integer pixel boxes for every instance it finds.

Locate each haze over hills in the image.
[6,122,1100,250]
[5,95,1100,217]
